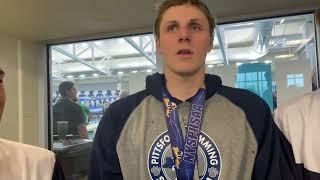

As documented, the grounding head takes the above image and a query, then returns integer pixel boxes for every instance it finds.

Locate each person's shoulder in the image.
[0,138,54,156]
[217,85,269,110]
[61,99,83,111]
[99,90,149,129]
[108,89,149,113]
[53,99,72,108]
[216,85,272,140]
[72,101,83,110]
[0,138,57,180]
[0,138,55,162]
[96,90,149,143]
[277,90,319,114]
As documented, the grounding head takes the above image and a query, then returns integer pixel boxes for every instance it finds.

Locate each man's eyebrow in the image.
[164,20,179,24]
[165,19,201,24]
[189,18,201,23]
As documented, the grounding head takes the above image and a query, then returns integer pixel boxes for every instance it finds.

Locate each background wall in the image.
[274,60,312,105]
[0,32,46,147]
[0,33,19,141]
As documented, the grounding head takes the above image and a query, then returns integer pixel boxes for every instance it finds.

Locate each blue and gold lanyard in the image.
[162,87,206,180]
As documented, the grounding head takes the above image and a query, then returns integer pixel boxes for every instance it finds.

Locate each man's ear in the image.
[156,39,162,55]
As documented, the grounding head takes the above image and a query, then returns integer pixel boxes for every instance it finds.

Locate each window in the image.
[235,63,273,109]
[48,13,318,179]
[287,73,304,87]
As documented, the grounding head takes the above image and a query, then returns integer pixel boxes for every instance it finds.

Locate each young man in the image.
[274,89,320,179]
[0,66,64,180]
[89,0,295,179]
[53,81,88,139]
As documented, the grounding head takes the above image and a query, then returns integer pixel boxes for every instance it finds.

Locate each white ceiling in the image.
[0,0,319,42]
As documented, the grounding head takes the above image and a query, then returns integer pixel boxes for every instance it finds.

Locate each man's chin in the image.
[172,69,203,77]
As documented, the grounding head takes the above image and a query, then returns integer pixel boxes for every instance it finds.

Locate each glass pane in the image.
[49,34,157,179]
[287,74,294,79]
[287,79,295,87]
[296,73,304,78]
[237,73,245,81]
[49,13,319,180]
[296,78,304,87]
[208,13,317,110]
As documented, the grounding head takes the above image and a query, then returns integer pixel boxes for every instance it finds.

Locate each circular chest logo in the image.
[148,131,222,180]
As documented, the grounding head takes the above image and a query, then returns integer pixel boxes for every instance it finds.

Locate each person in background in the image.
[274,89,320,179]
[0,66,65,180]
[53,81,88,139]
[89,0,296,179]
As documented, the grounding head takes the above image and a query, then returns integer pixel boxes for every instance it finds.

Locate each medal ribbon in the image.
[162,87,206,180]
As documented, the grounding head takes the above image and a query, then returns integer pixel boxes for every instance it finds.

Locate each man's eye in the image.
[167,25,177,32]
[191,24,201,31]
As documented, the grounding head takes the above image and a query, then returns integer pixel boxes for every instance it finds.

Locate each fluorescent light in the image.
[146,69,153,73]
[290,57,298,61]
[94,41,103,46]
[280,19,285,24]
[264,60,272,64]
[236,63,243,66]
[216,64,224,67]
[250,61,259,64]
[274,54,295,59]
[66,75,74,79]
[92,73,99,77]
[131,70,138,73]
[285,39,307,46]
[225,22,254,28]
[79,74,86,78]
[207,64,214,68]
[117,71,124,75]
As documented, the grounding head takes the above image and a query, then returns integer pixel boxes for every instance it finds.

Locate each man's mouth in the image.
[177,49,193,55]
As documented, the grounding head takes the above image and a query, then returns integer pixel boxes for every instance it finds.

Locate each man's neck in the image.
[165,70,205,101]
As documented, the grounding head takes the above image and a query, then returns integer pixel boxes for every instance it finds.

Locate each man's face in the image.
[157,4,213,76]
[0,67,6,120]
[66,86,77,101]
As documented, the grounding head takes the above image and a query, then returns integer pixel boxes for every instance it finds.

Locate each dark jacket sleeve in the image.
[250,109,295,180]
[88,105,124,180]
[52,160,65,180]
[217,87,296,180]
[278,130,300,180]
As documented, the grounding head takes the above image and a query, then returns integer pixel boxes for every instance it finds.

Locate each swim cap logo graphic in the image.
[148,131,221,180]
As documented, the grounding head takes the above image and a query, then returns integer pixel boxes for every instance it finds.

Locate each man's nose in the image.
[178,26,191,42]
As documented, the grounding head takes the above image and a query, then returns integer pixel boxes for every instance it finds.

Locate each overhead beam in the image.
[216,27,229,65]
[52,47,110,75]
[88,42,112,62]
[124,37,156,65]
